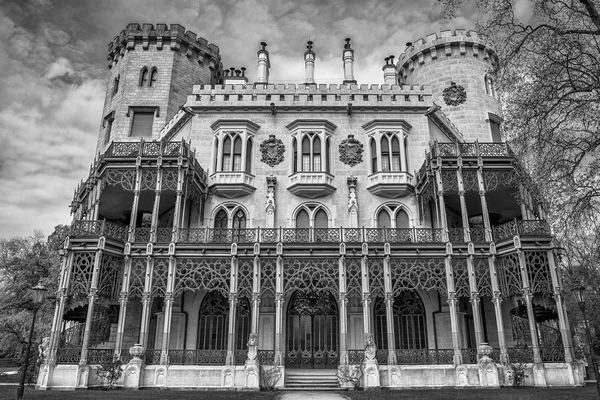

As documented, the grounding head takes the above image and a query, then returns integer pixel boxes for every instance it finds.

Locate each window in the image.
[212,205,248,243]
[212,121,259,175]
[287,120,336,175]
[488,113,503,143]
[374,291,427,350]
[365,127,409,174]
[219,132,246,172]
[112,75,120,95]
[294,204,329,229]
[299,132,323,172]
[485,74,497,98]
[139,67,149,86]
[130,111,154,137]
[103,112,115,144]
[376,205,410,229]
[149,68,158,87]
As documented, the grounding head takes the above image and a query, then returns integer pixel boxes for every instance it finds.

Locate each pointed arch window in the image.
[314,209,328,229]
[112,75,120,96]
[214,129,256,173]
[370,139,378,173]
[377,209,391,229]
[139,67,149,86]
[374,291,427,351]
[149,68,158,87]
[375,204,411,229]
[245,139,253,173]
[213,206,248,243]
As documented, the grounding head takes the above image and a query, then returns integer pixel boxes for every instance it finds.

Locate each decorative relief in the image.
[339,134,364,167]
[162,169,179,191]
[390,258,447,295]
[174,258,230,297]
[260,258,276,299]
[283,258,338,295]
[345,258,362,299]
[452,257,470,298]
[140,169,158,191]
[496,253,522,298]
[474,257,493,297]
[97,254,122,300]
[104,169,135,191]
[525,251,552,295]
[368,259,385,298]
[237,258,254,299]
[462,170,479,192]
[440,170,458,191]
[259,134,285,167]
[151,258,169,298]
[128,258,146,298]
[69,252,95,298]
[484,170,516,192]
[442,81,467,106]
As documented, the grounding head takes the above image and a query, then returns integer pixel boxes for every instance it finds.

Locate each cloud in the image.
[45,57,74,79]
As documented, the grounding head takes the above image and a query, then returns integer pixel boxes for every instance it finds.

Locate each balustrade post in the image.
[47,251,74,366]
[444,253,463,365]
[487,252,508,363]
[434,169,449,242]
[79,250,103,365]
[128,167,142,243]
[150,164,163,243]
[466,254,483,349]
[138,256,154,348]
[338,255,348,365]
[159,256,176,365]
[226,256,239,365]
[547,250,573,362]
[517,249,542,363]
[114,256,132,360]
[456,168,471,243]
[274,255,284,365]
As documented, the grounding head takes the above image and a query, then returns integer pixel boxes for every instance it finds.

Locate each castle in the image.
[36,23,581,390]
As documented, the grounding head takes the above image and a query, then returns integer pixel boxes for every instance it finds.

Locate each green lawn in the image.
[0,385,596,399]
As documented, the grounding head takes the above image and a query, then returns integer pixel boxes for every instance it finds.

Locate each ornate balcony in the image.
[366,171,414,198]
[287,172,336,198]
[70,220,128,243]
[209,172,256,198]
[493,219,551,242]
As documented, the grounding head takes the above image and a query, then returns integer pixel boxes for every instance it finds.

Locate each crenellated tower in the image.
[397,29,502,141]
[97,23,223,154]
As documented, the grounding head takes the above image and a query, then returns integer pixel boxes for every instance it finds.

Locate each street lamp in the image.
[572,285,600,396]
[16,281,47,399]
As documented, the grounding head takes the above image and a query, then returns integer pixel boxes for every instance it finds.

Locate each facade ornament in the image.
[246,333,258,361]
[265,176,277,229]
[259,134,285,167]
[364,333,377,361]
[443,81,467,106]
[339,134,364,167]
[347,176,358,228]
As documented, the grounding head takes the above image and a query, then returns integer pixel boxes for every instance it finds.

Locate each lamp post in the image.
[572,285,600,396]
[16,281,47,399]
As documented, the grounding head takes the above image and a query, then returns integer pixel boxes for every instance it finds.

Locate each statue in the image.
[247,333,258,361]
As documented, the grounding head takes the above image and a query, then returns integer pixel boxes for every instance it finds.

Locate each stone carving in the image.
[260,134,285,167]
[339,134,364,167]
[364,333,377,361]
[38,336,50,363]
[247,333,258,361]
[443,81,467,106]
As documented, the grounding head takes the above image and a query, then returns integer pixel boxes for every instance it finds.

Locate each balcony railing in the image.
[394,349,454,365]
[209,171,256,198]
[70,220,128,242]
[432,142,511,158]
[493,219,551,241]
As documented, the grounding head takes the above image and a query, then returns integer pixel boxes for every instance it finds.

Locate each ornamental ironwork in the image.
[104,169,135,191]
[259,134,285,167]
[260,258,276,299]
[97,254,122,300]
[339,134,364,167]
[452,258,470,298]
[69,252,95,298]
[442,81,466,106]
[441,170,458,191]
[474,257,493,297]
[462,170,479,191]
[174,258,230,297]
[368,258,385,298]
[237,258,254,299]
[496,253,522,298]
[162,168,179,191]
[390,258,447,295]
[140,169,158,191]
[484,170,516,192]
[525,251,552,295]
[151,258,169,298]
[128,258,146,298]
[345,258,362,299]
[283,258,339,295]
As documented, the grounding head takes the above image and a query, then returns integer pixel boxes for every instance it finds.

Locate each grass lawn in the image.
[0,385,595,399]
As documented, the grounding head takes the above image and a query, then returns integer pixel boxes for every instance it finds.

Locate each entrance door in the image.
[286,290,338,369]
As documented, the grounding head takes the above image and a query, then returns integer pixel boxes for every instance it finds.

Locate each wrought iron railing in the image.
[375,349,388,364]
[448,228,465,243]
[539,346,565,363]
[347,349,364,364]
[507,347,534,363]
[257,350,275,365]
[470,227,487,243]
[395,349,454,365]
[70,220,127,242]
[120,349,133,364]
[168,349,227,365]
[461,348,478,364]
[56,347,81,364]
[493,219,551,241]
[134,227,151,243]
[234,350,247,365]
[155,228,173,243]
[432,142,510,158]
[88,349,114,364]
[144,349,161,365]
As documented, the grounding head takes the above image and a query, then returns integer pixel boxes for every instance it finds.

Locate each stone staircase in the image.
[285,369,343,390]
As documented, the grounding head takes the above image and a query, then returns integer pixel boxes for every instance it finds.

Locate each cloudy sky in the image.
[0,0,476,239]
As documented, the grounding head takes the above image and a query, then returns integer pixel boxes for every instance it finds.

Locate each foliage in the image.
[18,342,42,386]
[509,362,528,387]
[0,226,69,359]
[96,358,123,389]
[258,365,281,391]
[337,364,364,390]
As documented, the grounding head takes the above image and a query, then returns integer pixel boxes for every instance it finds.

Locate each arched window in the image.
[302,136,311,171]
[149,68,158,87]
[213,138,219,173]
[325,138,331,173]
[296,209,310,229]
[232,209,247,242]
[292,138,298,173]
[370,139,378,173]
[404,136,409,171]
[391,136,401,171]
[377,209,391,229]
[222,136,232,171]
[197,291,229,351]
[139,67,149,86]
[113,75,120,95]
[214,209,228,230]
[313,136,321,171]
[232,136,242,171]
[395,209,409,228]
[245,139,253,173]
[314,209,328,229]
[381,136,390,171]
[374,291,427,351]
[375,204,411,229]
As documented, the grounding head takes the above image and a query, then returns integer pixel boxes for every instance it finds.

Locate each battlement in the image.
[107,23,221,69]
[397,29,496,75]
[192,83,430,94]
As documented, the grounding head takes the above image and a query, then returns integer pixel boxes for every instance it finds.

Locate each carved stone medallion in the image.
[259,134,285,167]
[442,81,467,106]
[339,134,364,167]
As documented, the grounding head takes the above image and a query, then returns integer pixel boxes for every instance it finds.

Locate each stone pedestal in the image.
[363,334,380,389]
[244,333,259,389]
[123,344,145,389]
[478,343,499,387]
[532,362,547,387]
[75,364,89,389]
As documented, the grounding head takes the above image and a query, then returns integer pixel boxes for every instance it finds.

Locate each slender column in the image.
[338,255,348,365]
[79,250,103,365]
[383,255,397,364]
[517,249,542,363]
[466,254,483,348]
[488,252,508,362]
[226,256,239,365]
[547,250,573,362]
[518,183,529,219]
[92,179,102,220]
[320,134,327,172]
[399,133,407,172]
[434,168,449,241]
[274,256,284,365]
[159,256,176,365]
[138,256,154,348]
[456,167,471,242]
[296,135,302,172]
[445,253,463,365]
[114,256,132,359]
[251,256,261,335]
[476,168,493,242]
[216,134,224,172]
[47,252,74,365]
[128,167,142,242]
[171,164,186,242]
[150,164,163,243]
[241,133,248,173]
[360,255,372,337]
[376,135,383,173]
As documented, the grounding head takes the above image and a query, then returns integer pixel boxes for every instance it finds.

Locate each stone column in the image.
[434,168,449,242]
[251,255,261,336]
[150,164,163,243]
[138,257,154,348]
[265,177,276,229]
[445,250,463,365]
[338,255,348,365]
[128,167,142,243]
[47,251,74,365]
[383,255,397,365]
[517,249,542,363]
[466,253,483,349]
[360,255,372,337]
[456,167,471,243]
[171,164,186,242]
[274,255,284,365]
[488,248,508,363]
[547,250,573,362]
[159,256,176,365]
[79,250,103,366]
[114,256,132,360]
[476,169,493,242]
[226,256,239,365]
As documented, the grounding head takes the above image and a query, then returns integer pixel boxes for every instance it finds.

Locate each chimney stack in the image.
[224,66,248,85]
[342,38,356,85]
[382,55,397,85]
[304,41,316,85]
[257,42,270,84]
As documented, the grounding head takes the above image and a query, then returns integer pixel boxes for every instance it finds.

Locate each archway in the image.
[286,290,338,369]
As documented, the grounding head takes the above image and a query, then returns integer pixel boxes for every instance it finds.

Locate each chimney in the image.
[382,55,397,85]
[257,42,270,84]
[224,67,248,85]
[342,38,356,85]
[304,40,316,85]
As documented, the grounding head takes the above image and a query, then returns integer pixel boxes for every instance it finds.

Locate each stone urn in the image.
[129,343,145,360]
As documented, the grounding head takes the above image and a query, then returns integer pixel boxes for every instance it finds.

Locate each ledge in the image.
[367,172,414,198]
[209,172,256,198]
[287,172,336,198]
